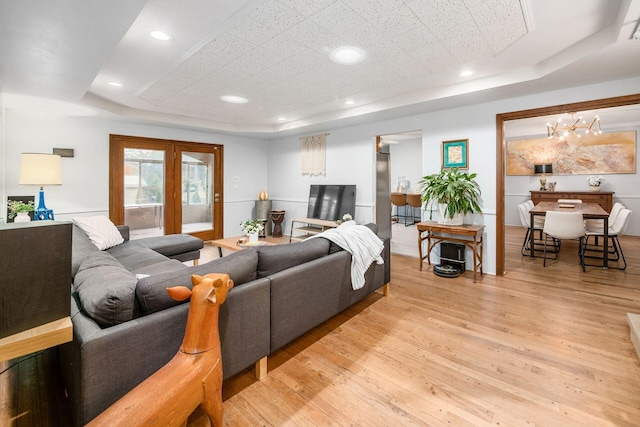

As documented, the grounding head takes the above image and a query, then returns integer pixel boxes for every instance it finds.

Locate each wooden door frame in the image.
[495,93,640,275]
[109,134,224,240]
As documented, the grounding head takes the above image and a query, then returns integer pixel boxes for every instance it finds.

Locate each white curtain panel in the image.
[301,134,326,175]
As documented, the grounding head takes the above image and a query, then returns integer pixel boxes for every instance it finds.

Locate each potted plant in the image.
[587,175,604,191]
[418,168,481,225]
[8,200,35,222]
[240,219,264,243]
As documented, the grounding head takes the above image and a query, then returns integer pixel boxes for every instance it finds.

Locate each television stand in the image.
[289,217,339,242]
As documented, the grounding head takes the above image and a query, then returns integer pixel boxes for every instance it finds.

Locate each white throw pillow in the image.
[73,215,124,250]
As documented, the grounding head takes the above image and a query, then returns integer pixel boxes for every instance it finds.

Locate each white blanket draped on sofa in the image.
[309,221,384,290]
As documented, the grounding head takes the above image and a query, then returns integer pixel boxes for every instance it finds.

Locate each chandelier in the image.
[546,113,602,139]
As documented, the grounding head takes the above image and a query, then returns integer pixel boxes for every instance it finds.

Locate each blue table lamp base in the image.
[34,188,54,221]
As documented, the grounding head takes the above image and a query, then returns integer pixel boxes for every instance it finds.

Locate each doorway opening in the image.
[377,130,423,258]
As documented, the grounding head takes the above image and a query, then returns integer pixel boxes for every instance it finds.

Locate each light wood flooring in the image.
[2,226,639,426]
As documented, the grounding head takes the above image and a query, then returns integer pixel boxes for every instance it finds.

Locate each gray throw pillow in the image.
[257,238,330,278]
[73,251,138,328]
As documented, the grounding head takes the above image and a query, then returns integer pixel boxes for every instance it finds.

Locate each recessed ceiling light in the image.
[459,70,473,77]
[329,46,366,65]
[221,95,248,104]
[108,81,124,87]
[150,31,172,41]
[345,99,355,105]
[277,116,286,121]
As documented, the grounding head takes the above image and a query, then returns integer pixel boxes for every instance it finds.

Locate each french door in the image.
[109,135,223,241]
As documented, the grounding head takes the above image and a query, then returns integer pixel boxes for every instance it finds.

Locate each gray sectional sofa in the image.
[60,223,390,426]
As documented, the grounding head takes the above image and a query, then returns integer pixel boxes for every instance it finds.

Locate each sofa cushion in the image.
[106,241,170,274]
[136,248,259,315]
[71,224,100,278]
[256,238,330,278]
[73,252,138,328]
[137,234,204,257]
[73,216,124,250]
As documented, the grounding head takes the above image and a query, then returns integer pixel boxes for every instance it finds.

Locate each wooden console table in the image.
[530,191,614,212]
[289,217,338,242]
[417,221,485,283]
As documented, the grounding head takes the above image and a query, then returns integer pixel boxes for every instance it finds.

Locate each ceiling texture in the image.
[1,0,639,136]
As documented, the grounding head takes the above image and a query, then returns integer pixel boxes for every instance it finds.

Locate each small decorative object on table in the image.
[587,175,604,191]
[270,210,285,238]
[336,213,352,225]
[7,200,35,222]
[240,219,264,243]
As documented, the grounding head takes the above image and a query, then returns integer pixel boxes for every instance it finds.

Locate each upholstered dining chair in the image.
[583,208,632,270]
[525,199,545,228]
[517,202,546,257]
[584,202,624,236]
[542,211,586,271]
[406,193,422,226]
[391,192,408,225]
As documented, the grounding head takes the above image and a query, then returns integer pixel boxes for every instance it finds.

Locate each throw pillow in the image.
[73,215,124,250]
[73,251,138,328]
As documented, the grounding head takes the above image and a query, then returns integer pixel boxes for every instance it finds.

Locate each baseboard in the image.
[627,313,640,360]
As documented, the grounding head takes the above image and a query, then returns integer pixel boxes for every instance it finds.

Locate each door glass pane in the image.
[124,148,165,238]
[181,151,213,233]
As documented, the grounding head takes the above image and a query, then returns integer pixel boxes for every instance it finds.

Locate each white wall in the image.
[2,76,638,274]
[389,137,422,193]
[1,107,268,237]
[267,76,640,275]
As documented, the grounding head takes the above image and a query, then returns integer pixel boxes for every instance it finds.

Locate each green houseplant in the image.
[418,168,481,225]
[7,200,35,221]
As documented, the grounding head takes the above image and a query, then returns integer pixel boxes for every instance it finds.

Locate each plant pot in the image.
[437,204,463,226]
[590,185,600,192]
[247,232,259,243]
[14,212,31,223]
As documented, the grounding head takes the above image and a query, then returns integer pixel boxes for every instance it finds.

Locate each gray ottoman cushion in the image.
[106,241,169,273]
[136,249,259,315]
[73,252,138,328]
[257,238,330,278]
[137,234,204,257]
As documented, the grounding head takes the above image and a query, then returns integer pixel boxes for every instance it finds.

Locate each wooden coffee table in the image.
[210,235,290,257]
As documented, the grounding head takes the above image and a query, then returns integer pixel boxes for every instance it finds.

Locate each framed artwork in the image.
[6,196,35,222]
[442,139,468,169]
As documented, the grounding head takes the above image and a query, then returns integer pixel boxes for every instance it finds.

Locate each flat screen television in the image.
[307,184,356,221]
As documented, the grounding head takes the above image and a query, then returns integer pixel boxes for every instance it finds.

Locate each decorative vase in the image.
[258,189,269,201]
[436,203,463,226]
[590,185,600,192]
[14,212,31,223]
[248,232,259,243]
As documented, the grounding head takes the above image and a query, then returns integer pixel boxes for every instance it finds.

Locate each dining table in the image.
[529,201,610,268]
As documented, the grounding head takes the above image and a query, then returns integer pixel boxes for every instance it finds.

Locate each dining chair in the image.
[542,211,586,271]
[517,202,546,256]
[584,202,624,237]
[525,199,545,228]
[406,193,422,226]
[583,208,632,270]
[391,192,409,225]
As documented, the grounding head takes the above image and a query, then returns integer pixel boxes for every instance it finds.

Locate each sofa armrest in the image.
[116,225,130,242]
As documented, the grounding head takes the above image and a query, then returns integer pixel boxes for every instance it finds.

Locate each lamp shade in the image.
[19,153,62,186]
[534,163,553,175]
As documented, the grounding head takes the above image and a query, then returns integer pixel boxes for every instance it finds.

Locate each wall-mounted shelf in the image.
[289,217,338,242]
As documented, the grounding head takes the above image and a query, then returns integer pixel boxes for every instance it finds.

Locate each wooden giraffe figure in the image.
[88,273,234,427]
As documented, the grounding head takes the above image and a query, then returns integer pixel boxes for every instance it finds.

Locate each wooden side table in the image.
[417,221,485,282]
